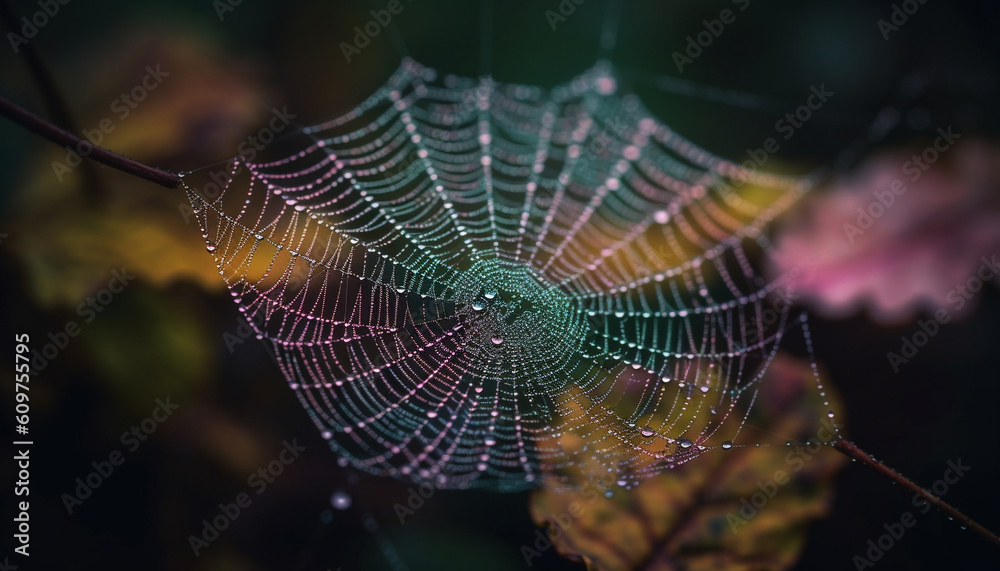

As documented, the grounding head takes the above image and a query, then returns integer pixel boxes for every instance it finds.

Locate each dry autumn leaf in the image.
[529,354,847,571]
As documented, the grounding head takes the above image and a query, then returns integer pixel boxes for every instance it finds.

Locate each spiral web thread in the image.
[180,58,835,491]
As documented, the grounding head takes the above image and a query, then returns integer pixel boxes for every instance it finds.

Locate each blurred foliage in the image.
[81,287,213,412]
[8,33,266,307]
[771,139,1000,324]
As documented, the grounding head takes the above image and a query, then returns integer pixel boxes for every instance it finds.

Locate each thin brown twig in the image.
[0,94,180,189]
[833,439,1000,547]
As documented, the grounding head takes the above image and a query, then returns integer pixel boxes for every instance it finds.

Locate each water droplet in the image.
[678,438,693,449]
[396,286,406,294]
[827,410,835,418]
[472,300,486,311]
[721,441,733,450]
[484,437,496,446]
[483,288,498,300]
[206,242,217,253]
[614,310,626,318]
[254,233,264,240]
[427,411,438,418]
[331,491,351,510]
[491,336,504,345]
[640,426,655,437]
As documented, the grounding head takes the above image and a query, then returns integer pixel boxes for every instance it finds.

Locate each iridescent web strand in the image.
[181,58,833,492]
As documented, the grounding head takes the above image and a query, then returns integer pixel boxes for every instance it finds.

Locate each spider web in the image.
[180,58,834,491]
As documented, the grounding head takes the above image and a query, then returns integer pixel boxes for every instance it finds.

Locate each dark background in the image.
[1,0,999,569]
